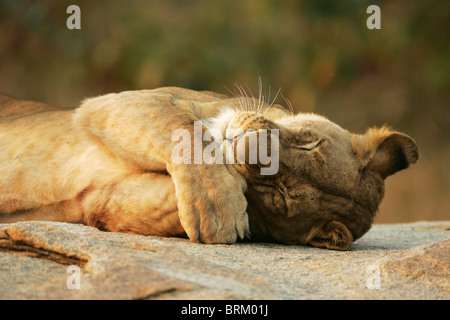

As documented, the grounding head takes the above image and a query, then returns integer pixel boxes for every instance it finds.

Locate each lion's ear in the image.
[307,221,353,251]
[354,127,419,179]
[367,132,419,179]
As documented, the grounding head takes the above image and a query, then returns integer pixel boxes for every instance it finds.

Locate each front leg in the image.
[169,163,248,243]
[73,88,249,243]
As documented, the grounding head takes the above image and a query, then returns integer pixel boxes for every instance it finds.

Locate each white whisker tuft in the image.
[224,77,293,115]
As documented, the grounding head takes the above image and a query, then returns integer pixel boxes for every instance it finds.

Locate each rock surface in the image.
[0,221,449,299]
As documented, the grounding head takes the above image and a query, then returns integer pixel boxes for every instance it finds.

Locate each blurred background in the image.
[0,0,448,223]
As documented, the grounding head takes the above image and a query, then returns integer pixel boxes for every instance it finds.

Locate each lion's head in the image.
[220,104,419,250]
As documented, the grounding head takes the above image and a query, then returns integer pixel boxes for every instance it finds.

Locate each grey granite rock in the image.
[0,221,449,299]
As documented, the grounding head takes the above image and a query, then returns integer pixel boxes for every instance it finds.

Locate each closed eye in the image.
[295,139,323,151]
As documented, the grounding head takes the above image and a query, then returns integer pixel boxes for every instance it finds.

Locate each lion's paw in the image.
[172,164,249,244]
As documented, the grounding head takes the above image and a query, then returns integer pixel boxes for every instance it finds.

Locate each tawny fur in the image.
[0,87,419,250]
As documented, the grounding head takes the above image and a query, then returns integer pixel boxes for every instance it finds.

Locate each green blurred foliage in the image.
[0,0,449,222]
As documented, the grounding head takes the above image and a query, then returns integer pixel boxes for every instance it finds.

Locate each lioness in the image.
[0,87,418,250]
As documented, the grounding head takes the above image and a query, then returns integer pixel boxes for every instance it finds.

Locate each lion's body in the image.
[0,87,419,250]
[0,88,246,237]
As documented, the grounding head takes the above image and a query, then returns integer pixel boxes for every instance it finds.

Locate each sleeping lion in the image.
[0,87,418,250]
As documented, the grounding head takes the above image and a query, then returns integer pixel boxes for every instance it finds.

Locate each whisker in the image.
[233,82,247,111]
[244,83,257,113]
[227,78,290,115]
[257,76,264,114]
[280,91,294,114]
[264,87,282,116]
[270,87,282,108]
[223,85,236,98]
